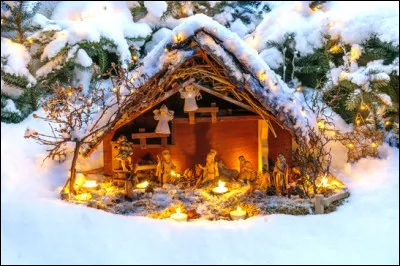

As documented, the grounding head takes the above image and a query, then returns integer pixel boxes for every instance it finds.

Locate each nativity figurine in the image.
[179,84,201,112]
[156,150,177,185]
[114,135,134,172]
[272,154,289,194]
[153,104,174,134]
[195,149,219,187]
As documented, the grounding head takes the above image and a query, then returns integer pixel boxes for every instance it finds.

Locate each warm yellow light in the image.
[370,142,377,148]
[27,37,33,44]
[83,180,97,188]
[164,47,168,53]
[320,175,328,187]
[356,119,361,126]
[113,87,118,92]
[67,91,73,97]
[317,120,326,129]
[258,71,267,82]
[75,193,92,201]
[170,170,176,177]
[132,55,138,61]
[237,206,242,212]
[174,33,184,43]
[218,180,225,189]
[1,19,4,25]
[329,45,341,54]
[176,207,181,214]
[213,28,217,33]
[136,181,149,189]
[360,104,367,111]
[130,89,134,94]
[385,121,392,126]
[347,143,354,149]
[296,86,302,92]
[181,7,187,15]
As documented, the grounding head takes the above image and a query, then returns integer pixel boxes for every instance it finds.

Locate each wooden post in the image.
[161,137,167,147]
[189,112,195,124]
[211,111,217,123]
[314,194,325,214]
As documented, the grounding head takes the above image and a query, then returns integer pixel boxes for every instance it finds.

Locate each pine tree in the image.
[1,1,41,122]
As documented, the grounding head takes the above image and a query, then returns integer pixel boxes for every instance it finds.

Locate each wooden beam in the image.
[173,115,261,124]
[131,132,169,139]
[185,107,219,113]
[189,112,195,124]
[267,120,277,138]
[193,83,256,113]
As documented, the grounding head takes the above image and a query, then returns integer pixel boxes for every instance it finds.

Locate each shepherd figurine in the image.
[272,154,289,194]
[153,104,174,134]
[156,150,177,186]
[114,135,134,172]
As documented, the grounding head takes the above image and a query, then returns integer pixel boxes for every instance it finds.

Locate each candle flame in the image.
[171,170,176,176]
[218,180,225,189]
[176,208,181,214]
[237,206,242,212]
[136,181,149,189]
[83,180,97,188]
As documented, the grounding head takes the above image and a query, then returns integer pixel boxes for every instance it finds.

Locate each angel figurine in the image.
[153,104,174,134]
[179,85,201,112]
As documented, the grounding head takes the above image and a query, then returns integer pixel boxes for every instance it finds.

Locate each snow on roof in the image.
[127,14,311,133]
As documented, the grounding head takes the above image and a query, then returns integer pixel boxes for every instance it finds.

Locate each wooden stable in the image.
[80,27,302,177]
[103,89,293,176]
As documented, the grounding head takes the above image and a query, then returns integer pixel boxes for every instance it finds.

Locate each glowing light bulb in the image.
[296,86,302,92]
[370,142,377,148]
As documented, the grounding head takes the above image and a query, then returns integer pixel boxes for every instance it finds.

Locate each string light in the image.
[360,104,367,111]
[174,33,184,43]
[258,71,267,82]
[27,37,33,44]
[329,45,341,53]
[132,55,138,61]
[296,85,302,92]
[385,121,392,126]
[213,28,217,33]
[113,88,118,92]
[347,143,355,149]
[370,142,377,148]
[164,47,168,53]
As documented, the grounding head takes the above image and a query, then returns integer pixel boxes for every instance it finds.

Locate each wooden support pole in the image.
[140,138,146,149]
[161,137,167,147]
[314,194,325,214]
[189,112,195,124]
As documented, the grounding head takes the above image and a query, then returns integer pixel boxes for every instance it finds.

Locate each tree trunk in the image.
[69,141,81,195]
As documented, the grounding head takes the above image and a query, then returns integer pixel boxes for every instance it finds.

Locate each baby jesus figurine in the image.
[156,150,177,186]
[179,85,201,112]
[153,104,174,134]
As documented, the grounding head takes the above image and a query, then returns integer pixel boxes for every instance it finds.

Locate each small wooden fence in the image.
[314,191,350,214]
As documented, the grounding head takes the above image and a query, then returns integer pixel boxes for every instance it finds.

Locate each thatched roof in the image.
[81,14,313,157]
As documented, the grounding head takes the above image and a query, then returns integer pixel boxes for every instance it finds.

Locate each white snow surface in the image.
[1,113,399,265]
[144,1,168,18]
[1,38,36,86]
[248,1,399,55]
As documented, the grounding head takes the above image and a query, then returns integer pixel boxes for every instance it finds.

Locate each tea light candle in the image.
[230,206,247,220]
[212,180,228,194]
[170,208,188,222]
[82,180,99,191]
[136,181,149,189]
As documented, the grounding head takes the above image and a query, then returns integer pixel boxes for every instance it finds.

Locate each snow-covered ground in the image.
[1,114,399,265]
